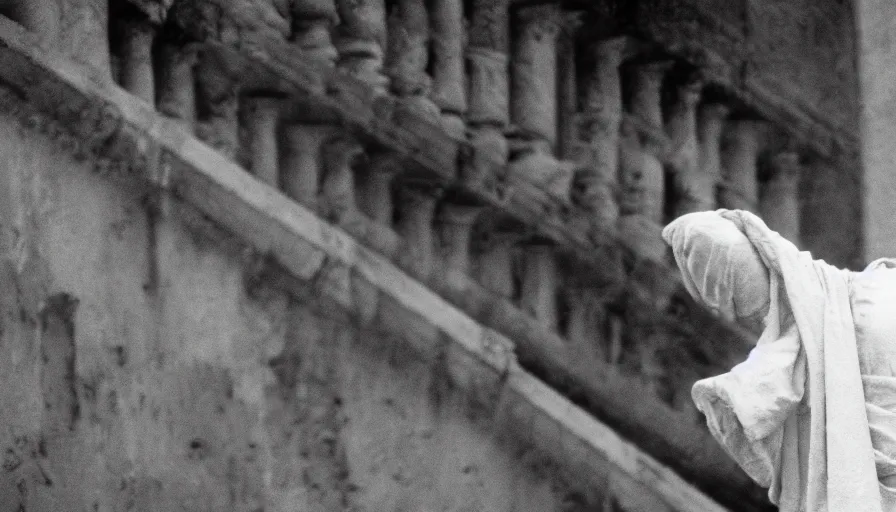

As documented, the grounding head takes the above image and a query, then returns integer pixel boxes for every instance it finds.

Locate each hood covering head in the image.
[662,211,770,324]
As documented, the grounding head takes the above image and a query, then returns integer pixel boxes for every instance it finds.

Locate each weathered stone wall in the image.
[0,113,596,511]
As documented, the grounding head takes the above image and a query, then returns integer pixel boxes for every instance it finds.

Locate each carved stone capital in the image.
[516,4,564,41]
[468,0,510,53]
[336,0,387,45]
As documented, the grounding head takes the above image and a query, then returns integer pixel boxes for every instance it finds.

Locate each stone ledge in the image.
[0,14,728,512]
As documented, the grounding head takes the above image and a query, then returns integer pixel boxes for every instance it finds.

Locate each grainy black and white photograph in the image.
[0,0,892,510]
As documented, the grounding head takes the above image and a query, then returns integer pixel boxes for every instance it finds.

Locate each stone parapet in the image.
[0,15,733,511]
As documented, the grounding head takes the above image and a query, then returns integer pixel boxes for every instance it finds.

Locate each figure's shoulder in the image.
[862,258,896,272]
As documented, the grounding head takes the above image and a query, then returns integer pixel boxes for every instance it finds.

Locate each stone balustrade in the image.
[41,0,804,413]
[1,2,830,508]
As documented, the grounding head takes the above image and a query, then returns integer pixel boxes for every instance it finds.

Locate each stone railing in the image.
[0,0,844,509]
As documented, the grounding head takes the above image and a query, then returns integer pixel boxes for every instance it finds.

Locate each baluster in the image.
[467,0,510,126]
[196,53,240,159]
[386,0,440,120]
[321,136,365,223]
[626,60,672,223]
[465,0,510,192]
[473,231,517,300]
[520,243,559,332]
[438,203,484,279]
[511,4,562,145]
[245,96,281,187]
[557,13,582,160]
[336,0,390,92]
[617,60,671,261]
[60,0,110,76]
[631,60,670,128]
[158,43,199,128]
[292,0,339,66]
[720,120,765,212]
[696,103,730,209]
[396,184,441,280]
[566,288,610,368]
[119,17,156,104]
[281,123,337,211]
[356,152,402,225]
[430,0,466,136]
[668,79,708,215]
[508,5,573,199]
[761,151,802,245]
[572,38,627,240]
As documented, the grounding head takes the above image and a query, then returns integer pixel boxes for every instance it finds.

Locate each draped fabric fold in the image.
[663,209,889,512]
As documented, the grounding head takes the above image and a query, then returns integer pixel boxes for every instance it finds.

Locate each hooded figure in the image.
[663,209,896,512]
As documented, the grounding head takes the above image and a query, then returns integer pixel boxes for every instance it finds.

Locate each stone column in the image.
[59,0,110,77]
[572,38,627,238]
[508,5,573,199]
[667,80,710,215]
[696,103,730,207]
[520,243,559,331]
[158,44,199,128]
[438,203,484,276]
[719,120,765,212]
[430,0,467,136]
[474,232,516,300]
[292,0,339,66]
[356,152,402,225]
[119,18,156,104]
[336,0,389,92]
[385,0,440,120]
[465,0,510,192]
[557,13,582,160]
[467,0,510,126]
[622,61,672,223]
[396,185,440,280]
[245,97,281,187]
[856,0,896,261]
[760,151,801,245]
[511,4,562,146]
[566,289,610,367]
[618,120,666,261]
[321,137,365,223]
[196,54,240,159]
[281,124,337,210]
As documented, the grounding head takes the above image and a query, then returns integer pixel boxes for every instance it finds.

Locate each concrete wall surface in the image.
[0,113,601,511]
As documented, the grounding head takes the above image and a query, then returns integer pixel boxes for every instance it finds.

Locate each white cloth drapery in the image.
[663,209,895,512]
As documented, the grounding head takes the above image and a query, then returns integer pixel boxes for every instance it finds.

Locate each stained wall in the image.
[0,109,600,511]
